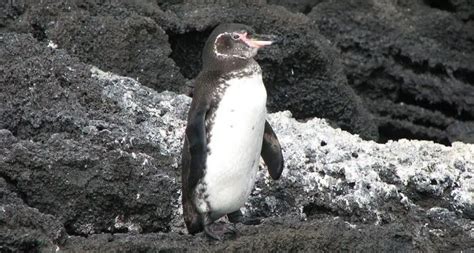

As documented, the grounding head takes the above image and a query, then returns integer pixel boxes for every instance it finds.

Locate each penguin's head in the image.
[202,23,277,70]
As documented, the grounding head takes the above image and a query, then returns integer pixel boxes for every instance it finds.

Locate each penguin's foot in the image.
[227,210,262,225]
[224,222,239,234]
[204,222,238,241]
[204,224,222,241]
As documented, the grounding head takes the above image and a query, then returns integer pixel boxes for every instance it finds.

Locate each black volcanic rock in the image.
[6,0,185,92]
[0,33,180,238]
[1,177,67,252]
[308,0,474,144]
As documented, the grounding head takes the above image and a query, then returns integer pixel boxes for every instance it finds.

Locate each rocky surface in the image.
[1,0,473,252]
[309,0,474,145]
[1,32,473,252]
[1,0,379,140]
[3,0,473,144]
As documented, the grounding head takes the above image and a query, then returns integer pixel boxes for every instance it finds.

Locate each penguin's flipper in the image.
[184,96,211,192]
[261,120,284,180]
[181,83,212,234]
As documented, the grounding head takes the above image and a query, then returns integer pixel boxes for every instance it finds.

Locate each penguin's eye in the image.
[231,33,241,40]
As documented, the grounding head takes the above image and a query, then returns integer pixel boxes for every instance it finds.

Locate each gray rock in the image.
[255,111,473,220]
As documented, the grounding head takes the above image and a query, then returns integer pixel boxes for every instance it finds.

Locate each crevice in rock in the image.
[410,115,447,130]
[156,0,183,10]
[391,49,449,77]
[303,203,337,217]
[379,107,446,130]
[166,28,213,80]
[396,89,473,121]
[453,67,474,86]
[0,174,28,204]
[266,0,324,14]
[31,23,47,42]
[350,67,400,102]
[301,5,313,14]
[64,220,90,238]
[404,183,452,210]
[378,120,450,145]
[423,0,456,12]
[365,97,453,130]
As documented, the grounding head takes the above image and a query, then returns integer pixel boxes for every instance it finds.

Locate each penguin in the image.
[181,23,284,240]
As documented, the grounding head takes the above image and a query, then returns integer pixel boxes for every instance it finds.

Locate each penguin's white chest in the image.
[199,73,267,218]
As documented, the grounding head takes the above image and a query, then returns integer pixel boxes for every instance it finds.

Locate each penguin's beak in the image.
[240,33,278,49]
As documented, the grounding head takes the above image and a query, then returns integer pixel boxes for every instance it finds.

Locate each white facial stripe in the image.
[213,32,248,59]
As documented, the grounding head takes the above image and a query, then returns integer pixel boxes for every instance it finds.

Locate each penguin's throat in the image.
[222,61,261,80]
